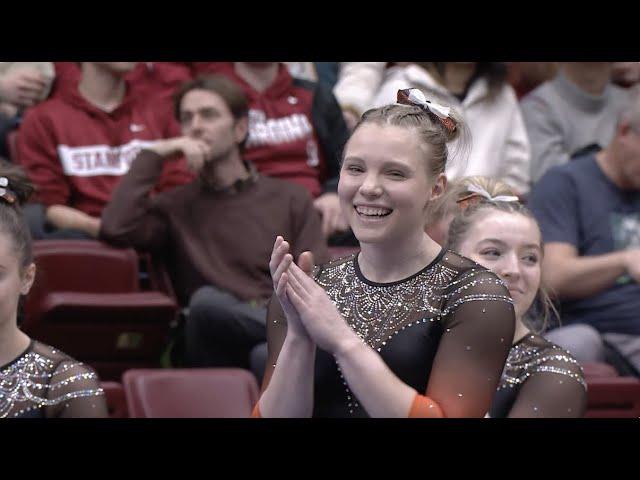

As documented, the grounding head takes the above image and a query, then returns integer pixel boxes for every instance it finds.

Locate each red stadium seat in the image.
[139,252,177,301]
[23,240,178,381]
[582,362,620,380]
[101,381,128,418]
[123,368,259,418]
[585,377,640,418]
[582,362,619,379]
[28,240,139,302]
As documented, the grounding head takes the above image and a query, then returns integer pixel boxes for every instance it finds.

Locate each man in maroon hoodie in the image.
[17,62,193,239]
[195,62,353,244]
[51,62,195,107]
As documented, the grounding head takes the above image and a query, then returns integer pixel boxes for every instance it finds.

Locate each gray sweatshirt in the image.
[521,72,629,183]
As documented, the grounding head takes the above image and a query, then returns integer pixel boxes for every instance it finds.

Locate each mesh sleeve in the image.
[507,358,587,418]
[425,270,515,417]
[45,361,108,418]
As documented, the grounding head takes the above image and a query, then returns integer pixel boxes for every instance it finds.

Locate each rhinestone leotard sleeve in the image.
[491,333,587,418]
[413,252,515,417]
[1,341,107,418]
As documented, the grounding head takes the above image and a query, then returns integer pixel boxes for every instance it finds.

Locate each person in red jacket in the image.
[197,62,353,243]
[51,62,195,106]
[17,62,193,239]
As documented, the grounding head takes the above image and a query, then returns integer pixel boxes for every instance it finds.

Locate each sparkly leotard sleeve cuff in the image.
[407,393,444,418]
[251,403,262,418]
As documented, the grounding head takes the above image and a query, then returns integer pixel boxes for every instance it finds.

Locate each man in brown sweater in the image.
[100,75,328,369]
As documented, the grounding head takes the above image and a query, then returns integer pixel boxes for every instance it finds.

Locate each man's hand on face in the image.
[148,137,213,173]
[0,67,48,108]
[313,192,349,238]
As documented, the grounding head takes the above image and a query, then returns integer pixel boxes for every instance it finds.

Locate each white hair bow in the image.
[0,176,16,204]
[403,88,451,119]
[466,183,519,203]
[0,177,8,198]
[396,88,457,132]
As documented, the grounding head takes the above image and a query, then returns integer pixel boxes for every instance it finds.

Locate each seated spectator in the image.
[0,63,55,160]
[283,62,318,82]
[332,62,387,130]
[283,62,340,91]
[506,62,558,100]
[528,85,640,374]
[611,62,640,88]
[51,62,195,106]
[521,62,629,184]
[447,176,587,417]
[0,160,107,418]
[200,62,351,242]
[370,62,531,196]
[100,75,328,370]
[314,63,340,91]
[17,62,192,240]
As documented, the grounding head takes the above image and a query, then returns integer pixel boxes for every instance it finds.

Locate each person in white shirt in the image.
[371,62,531,197]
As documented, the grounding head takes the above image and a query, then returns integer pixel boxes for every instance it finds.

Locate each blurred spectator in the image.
[506,62,558,99]
[528,85,640,374]
[191,62,233,77]
[521,62,629,184]
[283,62,340,90]
[100,75,328,369]
[0,63,55,160]
[17,62,192,240]
[0,63,54,110]
[51,62,194,106]
[283,62,318,82]
[611,62,640,88]
[206,62,351,241]
[371,62,531,196]
[333,62,387,130]
[314,62,340,90]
